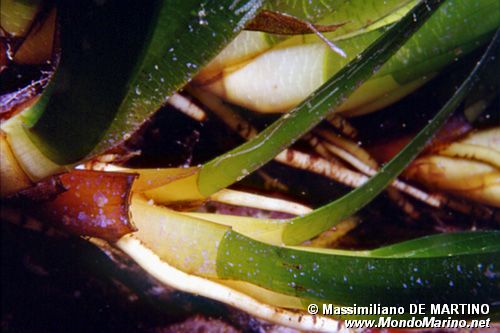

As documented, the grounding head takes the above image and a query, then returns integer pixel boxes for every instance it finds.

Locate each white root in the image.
[325,114,358,138]
[315,129,377,167]
[256,170,289,192]
[167,93,207,122]
[307,132,420,218]
[116,235,346,332]
[209,188,312,216]
[320,139,441,207]
[188,87,258,138]
[305,134,345,164]
[275,148,371,187]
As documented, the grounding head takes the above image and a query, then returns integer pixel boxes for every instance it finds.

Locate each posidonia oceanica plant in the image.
[1,0,499,330]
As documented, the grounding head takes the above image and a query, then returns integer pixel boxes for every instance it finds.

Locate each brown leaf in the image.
[33,170,137,241]
[246,10,344,35]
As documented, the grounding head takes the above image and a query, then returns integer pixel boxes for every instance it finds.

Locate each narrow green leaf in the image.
[199,0,444,195]
[20,0,264,164]
[217,230,500,307]
[282,27,500,244]
[370,232,500,258]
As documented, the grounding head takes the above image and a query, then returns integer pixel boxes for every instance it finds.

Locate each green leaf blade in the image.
[370,231,500,258]
[198,0,444,196]
[217,230,500,307]
[22,0,264,164]
[92,0,266,156]
[282,27,500,244]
